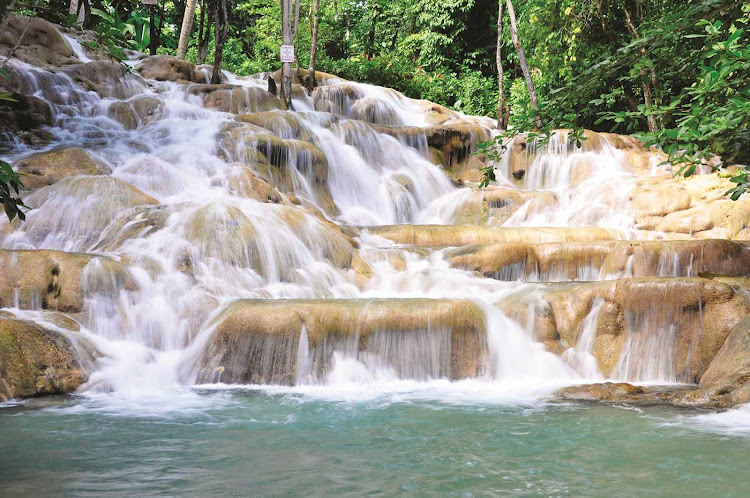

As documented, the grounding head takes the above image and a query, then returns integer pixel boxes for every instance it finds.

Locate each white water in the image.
[0,28,746,419]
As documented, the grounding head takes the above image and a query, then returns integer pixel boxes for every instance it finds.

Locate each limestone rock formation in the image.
[0,316,96,400]
[13,147,111,190]
[0,249,134,312]
[198,299,488,384]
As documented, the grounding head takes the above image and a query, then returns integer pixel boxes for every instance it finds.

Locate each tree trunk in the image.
[69,0,85,24]
[368,2,378,58]
[623,2,657,132]
[305,0,321,91]
[196,0,209,65]
[211,0,228,84]
[595,0,614,43]
[506,0,542,129]
[149,5,158,55]
[176,0,197,60]
[496,0,507,129]
[280,0,293,109]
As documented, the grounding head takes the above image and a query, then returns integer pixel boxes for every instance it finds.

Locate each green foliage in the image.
[90,7,152,53]
[0,74,27,222]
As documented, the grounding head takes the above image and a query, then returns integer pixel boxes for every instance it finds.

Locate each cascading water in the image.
[1,22,749,415]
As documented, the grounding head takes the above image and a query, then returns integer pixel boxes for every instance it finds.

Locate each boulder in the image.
[197,299,488,384]
[676,317,750,408]
[136,55,203,83]
[130,95,164,124]
[0,93,54,149]
[0,316,96,400]
[107,102,138,130]
[524,277,750,383]
[0,249,134,312]
[0,15,77,68]
[61,61,146,99]
[198,85,282,114]
[11,177,158,251]
[13,147,110,190]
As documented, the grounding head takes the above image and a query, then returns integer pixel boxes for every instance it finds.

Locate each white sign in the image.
[141,0,158,5]
[280,45,295,63]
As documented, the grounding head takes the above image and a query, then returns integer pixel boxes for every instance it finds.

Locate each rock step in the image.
[362,225,627,246]
[0,249,134,312]
[0,313,96,400]
[198,298,488,385]
[445,239,750,282]
[497,276,750,384]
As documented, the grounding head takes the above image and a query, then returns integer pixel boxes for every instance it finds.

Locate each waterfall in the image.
[1,21,748,408]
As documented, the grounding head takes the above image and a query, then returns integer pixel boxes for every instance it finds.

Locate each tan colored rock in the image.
[238,111,311,141]
[675,318,750,408]
[136,55,202,83]
[554,382,653,402]
[11,177,159,250]
[14,147,110,190]
[446,239,750,282]
[108,102,138,130]
[199,85,282,114]
[130,96,164,124]
[366,225,623,246]
[62,61,146,99]
[0,317,93,400]
[534,278,750,382]
[223,165,282,203]
[0,249,134,312]
[0,15,77,68]
[198,299,488,384]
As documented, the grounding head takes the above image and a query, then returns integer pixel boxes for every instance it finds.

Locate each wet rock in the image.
[270,68,343,87]
[13,147,111,190]
[130,96,164,124]
[198,299,488,385]
[676,318,750,408]
[107,102,138,130]
[531,277,750,383]
[0,249,133,312]
[366,225,622,246]
[136,55,203,83]
[238,111,311,141]
[61,61,146,99]
[0,15,77,68]
[223,165,282,203]
[0,93,54,149]
[200,85,282,114]
[446,239,750,282]
[12,177,159,250]
[554,382,650,402]
[0,317,93,400]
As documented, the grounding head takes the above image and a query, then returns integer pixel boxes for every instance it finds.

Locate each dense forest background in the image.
[1,0,749,179]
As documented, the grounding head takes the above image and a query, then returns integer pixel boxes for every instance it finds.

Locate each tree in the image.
[279,0,294,109]
[212,0,229,84]
[496,0,507,128]
[505,0,541,129]
[196,0,211,65]
[177,0,197,59]
[305,0,321,91]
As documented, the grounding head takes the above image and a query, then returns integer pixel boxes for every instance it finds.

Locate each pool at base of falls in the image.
[2,388,750,496]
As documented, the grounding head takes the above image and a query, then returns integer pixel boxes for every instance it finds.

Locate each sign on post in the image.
[141,0,158,4]
[280,45,295,63]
